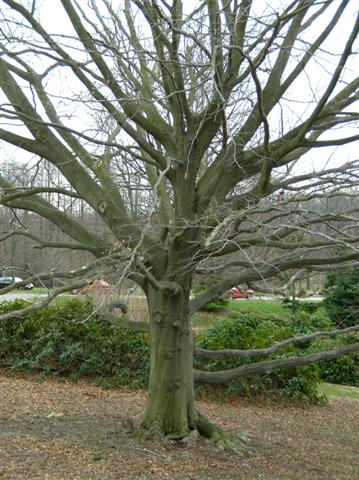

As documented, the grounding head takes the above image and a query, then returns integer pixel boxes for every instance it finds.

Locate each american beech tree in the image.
[0,0,359,449]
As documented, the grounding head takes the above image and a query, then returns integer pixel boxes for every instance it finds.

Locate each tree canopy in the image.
[1,0,359,449]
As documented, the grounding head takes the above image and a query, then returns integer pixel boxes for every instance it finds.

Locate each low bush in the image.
[282,297,323,316]
[1,298,354,398]
[289,308,359,387]
[0,298,149,388]
[308,334,359,387]
[200,297,230,312]
[324,268,359,327]
[195,309,325,404]
[289,309,334,335]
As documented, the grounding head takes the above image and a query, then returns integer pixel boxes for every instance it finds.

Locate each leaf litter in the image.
[0,371,358,480]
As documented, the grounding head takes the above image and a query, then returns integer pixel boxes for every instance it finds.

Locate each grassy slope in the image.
[226,299,288,315]
[191,299,289,328]
[320,382,359,400]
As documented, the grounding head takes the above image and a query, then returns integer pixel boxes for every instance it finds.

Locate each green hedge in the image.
[1,298,356,399]
[195,310,325,404]
[324,269,359,327]
[288,309,359,387]
[0,298,149,388]
[308,334,359,387]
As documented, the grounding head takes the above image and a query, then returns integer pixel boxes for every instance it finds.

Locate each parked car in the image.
[226,286,254,299]
[0,276,34,290]
[0,277,12,289]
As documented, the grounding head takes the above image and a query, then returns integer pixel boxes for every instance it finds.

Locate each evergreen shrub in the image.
[324,269,359,327]
[195,310,325,404]
[0,298,149,388]
[309,334,359,387]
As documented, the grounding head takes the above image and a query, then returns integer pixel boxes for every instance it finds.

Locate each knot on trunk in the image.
[168,380,181,391]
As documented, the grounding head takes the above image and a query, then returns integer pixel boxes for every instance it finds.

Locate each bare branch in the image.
[195,324,359,359]
[194,343,359,384]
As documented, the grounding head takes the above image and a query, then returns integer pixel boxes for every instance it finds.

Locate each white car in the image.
[14,277,34,290]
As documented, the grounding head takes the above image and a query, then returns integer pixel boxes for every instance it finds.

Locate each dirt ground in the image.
[0,372,358,480]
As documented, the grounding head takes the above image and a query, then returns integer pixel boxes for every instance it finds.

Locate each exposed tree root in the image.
[134,413,251,454]
[135,423,200,447]
[197,411,251,454]
[178,429,200,447]
[135,421,164,442]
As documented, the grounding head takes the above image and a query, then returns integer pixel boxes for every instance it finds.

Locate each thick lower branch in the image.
[195,324,359,359]
[102,313,149,332]
[194,343,359,384]
[0,229,100,254]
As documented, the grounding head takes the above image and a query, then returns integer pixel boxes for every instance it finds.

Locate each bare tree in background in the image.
[0,0,359,448]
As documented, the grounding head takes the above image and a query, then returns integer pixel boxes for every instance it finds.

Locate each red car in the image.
[226,287,253,299]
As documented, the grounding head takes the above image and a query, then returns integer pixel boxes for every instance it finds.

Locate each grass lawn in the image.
[191,299,290,329]
[28,287,52,294]
[320,382,359,400]
[227,299,289,315]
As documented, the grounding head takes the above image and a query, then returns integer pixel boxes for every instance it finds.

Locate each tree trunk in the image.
[140,284,248,452]
[142,287,198,440]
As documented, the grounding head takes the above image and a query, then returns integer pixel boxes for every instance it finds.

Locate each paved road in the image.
[230,295,323,302]
[0,292,48,302]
